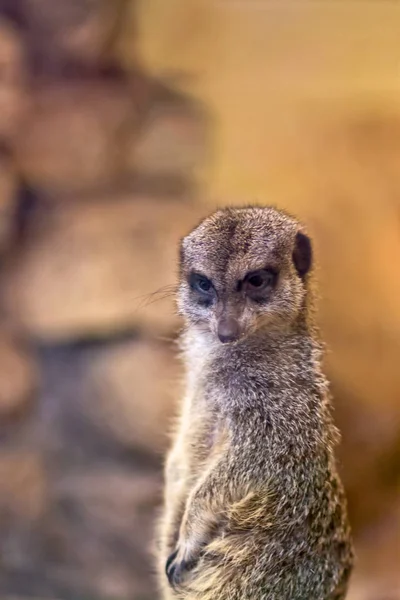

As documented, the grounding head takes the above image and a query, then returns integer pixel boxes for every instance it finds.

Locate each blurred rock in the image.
[129,101,208,180]
[0,157,17,253]
[44,469,161,600]
[333,377,400,530]
[0,18,27,141]
[348,582,400,600]
[0,335,37,419]
[23,0,124,75]
[14,80,137,195]
[86,338,181,454]
[3,194,205,340]
[0,451,47,521]
[347,500,400,600]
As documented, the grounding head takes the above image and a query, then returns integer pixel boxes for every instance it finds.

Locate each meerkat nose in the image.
[217,317,240,344]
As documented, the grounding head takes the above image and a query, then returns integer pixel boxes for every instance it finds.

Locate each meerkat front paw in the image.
[165,543,199,588]
[166,492,220,587]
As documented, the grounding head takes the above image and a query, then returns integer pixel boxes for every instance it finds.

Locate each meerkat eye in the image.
[244,269,276,292]
[247,273,266,288]
[189,272,214,295]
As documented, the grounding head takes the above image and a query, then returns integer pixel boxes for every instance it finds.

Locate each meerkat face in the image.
[178,206,312,343]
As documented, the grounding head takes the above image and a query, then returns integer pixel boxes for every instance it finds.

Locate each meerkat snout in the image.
[217,315,240,343]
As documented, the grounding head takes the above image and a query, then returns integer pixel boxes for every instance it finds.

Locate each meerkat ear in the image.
[292,231,312,277]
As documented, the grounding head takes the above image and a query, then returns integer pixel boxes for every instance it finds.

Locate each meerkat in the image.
[157,206,354,600]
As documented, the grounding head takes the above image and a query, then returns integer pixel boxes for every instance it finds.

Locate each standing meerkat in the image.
[157,206,354,600]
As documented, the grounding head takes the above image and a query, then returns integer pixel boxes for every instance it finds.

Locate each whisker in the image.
[139,293,175,310]
[129,284,177,304]
[133,284,178,312]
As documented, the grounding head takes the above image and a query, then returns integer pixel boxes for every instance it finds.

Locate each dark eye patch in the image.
[189,272,215,300]
[242,268,277,299]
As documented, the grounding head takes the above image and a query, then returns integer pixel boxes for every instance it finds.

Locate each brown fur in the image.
[156,206,354,600]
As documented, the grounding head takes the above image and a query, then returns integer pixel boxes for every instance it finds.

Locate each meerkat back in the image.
[157,206,354,600]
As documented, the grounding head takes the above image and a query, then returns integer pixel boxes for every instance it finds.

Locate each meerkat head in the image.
[178,206,313,344]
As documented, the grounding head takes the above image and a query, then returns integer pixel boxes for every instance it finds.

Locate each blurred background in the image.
[0,0,399,598]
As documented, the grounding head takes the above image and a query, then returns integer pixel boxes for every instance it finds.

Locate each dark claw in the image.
[165,549,178,579]
[165,551,197,589]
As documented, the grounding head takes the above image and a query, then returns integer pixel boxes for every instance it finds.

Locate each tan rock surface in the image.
[14,81,137,195]
[49,469,161,600]
[129,102,208,180]
[0,335,37,419]
[3,194,205,340]
[0,19,27,141]
[0,451,47,520]
[24,0,123,71]
[86,338,182,454]
[347,501,400,600]
[0,158,17,253]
